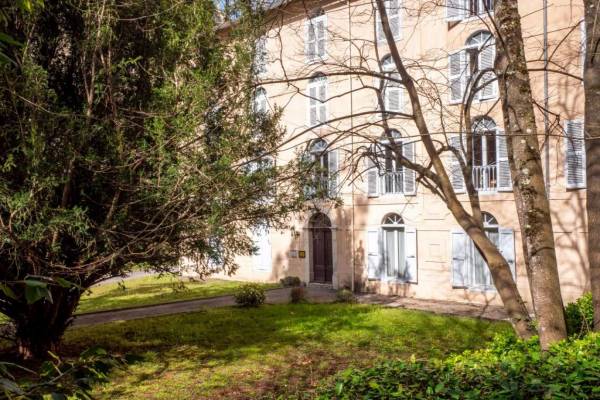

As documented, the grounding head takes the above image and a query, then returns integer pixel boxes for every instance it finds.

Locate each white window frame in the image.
[376,0,401,43]
[254,36,268,77]
[306,75,328,127]
[305,13,327,63]
[446,0,494,23]
[253,87,268,114]
[449,31,496,105]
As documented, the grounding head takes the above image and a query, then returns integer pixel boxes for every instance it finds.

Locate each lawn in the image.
[64,303,511,399]
[76,276,280,314]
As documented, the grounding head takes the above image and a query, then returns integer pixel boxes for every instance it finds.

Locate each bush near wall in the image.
[318,333,600,400]
[565,292,594,337]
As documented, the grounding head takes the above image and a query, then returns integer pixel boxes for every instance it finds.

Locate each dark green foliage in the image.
[290,286,305,303]
[319,333,600,400]
[335,288,355,303]
[0,0,305,358]
[280,276,302,287]
[0,347,124,399]
[565,292,594,337]
[234,283,266,307]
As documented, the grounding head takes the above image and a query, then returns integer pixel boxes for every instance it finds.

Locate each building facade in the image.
[226,0,588,308]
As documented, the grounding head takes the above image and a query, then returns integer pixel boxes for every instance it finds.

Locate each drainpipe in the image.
[348,0,356,293]
[543,0,550,190]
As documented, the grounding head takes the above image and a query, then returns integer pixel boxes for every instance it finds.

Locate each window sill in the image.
[448,96,498,106]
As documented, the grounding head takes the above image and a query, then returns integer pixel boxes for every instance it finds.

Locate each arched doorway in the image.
[309,213,333,283]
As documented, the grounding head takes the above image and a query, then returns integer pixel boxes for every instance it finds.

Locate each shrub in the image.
[234,283,266,307]
[1,347,124,399]
[280,276,302,287]
[335,288,355,303]
[318,332,600,399]
[290,286,306,303]
[565,292,594,337]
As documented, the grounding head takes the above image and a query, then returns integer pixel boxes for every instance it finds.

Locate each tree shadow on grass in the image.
[64,303,509,399]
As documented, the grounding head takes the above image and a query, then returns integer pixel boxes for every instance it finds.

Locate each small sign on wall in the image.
[288,250,298,258]
[298,250,306,259]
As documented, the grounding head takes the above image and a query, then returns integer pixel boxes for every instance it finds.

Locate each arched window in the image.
[305,139,338,198]
[465,31,496,100]
[381,213,407,279]
[254,87,268,114]
[307,74,327,126]
[380,55,403,113]
[470,116,511,192]
[306,9,326,62]
[448,30,496,103]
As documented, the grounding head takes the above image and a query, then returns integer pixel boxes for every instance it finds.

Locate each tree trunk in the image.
[375,0,536,339]
[12,287,80,360]
[583,0,600,332]
[494,0,567,348]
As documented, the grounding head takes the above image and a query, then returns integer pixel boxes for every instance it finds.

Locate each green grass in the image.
[63,303,511,399]
[77,276,280,314]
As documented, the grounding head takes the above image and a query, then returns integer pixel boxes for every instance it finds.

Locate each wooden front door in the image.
[311,227,333,283]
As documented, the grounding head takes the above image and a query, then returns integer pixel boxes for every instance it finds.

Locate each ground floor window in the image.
[367,213,417,283]
[451,212,515,290]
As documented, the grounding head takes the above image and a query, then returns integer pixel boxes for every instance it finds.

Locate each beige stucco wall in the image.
[217,0,588,308]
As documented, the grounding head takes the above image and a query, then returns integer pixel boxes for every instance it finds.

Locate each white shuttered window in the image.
[306,13,327,62]
[565,120,586,189]
[307,75,327,127]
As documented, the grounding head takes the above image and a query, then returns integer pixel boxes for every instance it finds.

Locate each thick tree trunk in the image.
[375,0,536,339]
[494,0,567,348]
[583,0,600,332]
[12,287,80,360]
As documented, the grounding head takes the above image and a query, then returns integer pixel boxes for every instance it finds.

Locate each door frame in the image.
[305,212,337,287]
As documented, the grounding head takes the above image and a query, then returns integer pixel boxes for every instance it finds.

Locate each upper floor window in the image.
[447,0,493,22]
[564,119,586,189]
[307,74,327,127]
[380,55,404,114]
[253,36,268,76]
[253,87,268,114]
[451,211,516,291]
[305,9,327,62]
[448,117,511,193]
[448,30,496,104]
[304,139,339,198]
[366,130,416,197]
[376,0,401,42]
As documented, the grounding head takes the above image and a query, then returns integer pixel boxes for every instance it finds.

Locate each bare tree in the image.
[255,0,588,344]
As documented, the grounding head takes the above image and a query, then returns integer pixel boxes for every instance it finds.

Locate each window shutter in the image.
[449,135,466,193]
[317,16,326,58]
[388,0,400,39]
[253,227,272,271]
[308,86,317,126]
[581,19,586,79]
[328,148,339,196]
[306,19,317,62]
[451,230,468,287]
[478,42,496,100]
[565,120,586,189]
[449,50,466,103]
[446,0,465,22]
[402,141,416,195]
[385,84,401,112]
[366,157,380,197]
[496,129,512,191]
[367,229,382,279]
[318,80,327,124]
[498,228,516,280]
[404,227,417,283]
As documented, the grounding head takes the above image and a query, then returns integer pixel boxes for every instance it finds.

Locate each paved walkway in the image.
[73,287,508,327]
[73,286,337,327]
[357,293,508,321]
